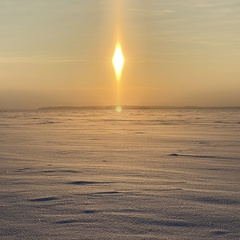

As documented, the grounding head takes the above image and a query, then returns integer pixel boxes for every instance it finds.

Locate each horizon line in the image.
[1,105,240,112]
[39,105,240,110]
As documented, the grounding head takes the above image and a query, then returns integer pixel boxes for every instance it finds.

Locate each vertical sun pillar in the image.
[112,43,125,112]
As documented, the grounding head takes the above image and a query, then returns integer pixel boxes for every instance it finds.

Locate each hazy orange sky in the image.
[0,0,240,109]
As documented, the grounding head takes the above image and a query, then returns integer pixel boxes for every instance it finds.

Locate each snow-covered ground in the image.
[0,109,239,239]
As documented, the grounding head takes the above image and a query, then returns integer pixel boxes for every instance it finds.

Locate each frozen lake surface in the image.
[0,108,240,239]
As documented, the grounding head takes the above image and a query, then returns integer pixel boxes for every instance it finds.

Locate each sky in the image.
[0,0,240,109]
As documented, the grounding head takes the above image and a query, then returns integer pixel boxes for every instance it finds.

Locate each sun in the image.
[112,43,125,81]
[116,106,122,113]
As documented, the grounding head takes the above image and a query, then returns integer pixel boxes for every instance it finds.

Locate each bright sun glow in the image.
[112,43,125,81]
[116,106,122,113]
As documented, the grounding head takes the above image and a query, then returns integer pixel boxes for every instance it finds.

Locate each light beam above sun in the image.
[112,42,125,113]
[112,43,125,81]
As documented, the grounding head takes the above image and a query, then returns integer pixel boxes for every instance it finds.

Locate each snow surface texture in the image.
[0,109,240,239]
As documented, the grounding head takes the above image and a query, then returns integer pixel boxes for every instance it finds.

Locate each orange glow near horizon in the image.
[112,43,125,82]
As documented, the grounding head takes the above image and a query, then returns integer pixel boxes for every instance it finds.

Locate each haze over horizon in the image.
[1,0,240,110]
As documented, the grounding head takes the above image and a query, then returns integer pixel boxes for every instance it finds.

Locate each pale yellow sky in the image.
[0,0,240,109]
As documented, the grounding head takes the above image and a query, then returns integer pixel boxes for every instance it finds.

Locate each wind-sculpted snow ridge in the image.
[0,109,239,239]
